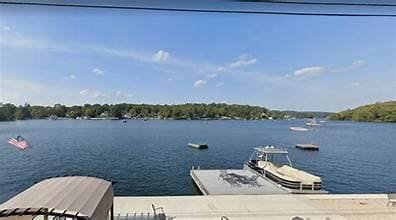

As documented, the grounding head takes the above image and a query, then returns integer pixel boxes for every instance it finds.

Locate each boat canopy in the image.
[0,176,114,220]
[254,146,289,154]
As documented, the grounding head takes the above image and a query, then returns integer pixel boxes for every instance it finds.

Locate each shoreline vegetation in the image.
[0,101,394,122]
[0,103,331,121]
[329,101,396,122]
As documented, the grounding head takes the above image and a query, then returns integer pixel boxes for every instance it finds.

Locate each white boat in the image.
[244,146,322,192]
[289,126,308,132]
[306,119,321,126]
[188,143,208,149]
[8,135,31,150]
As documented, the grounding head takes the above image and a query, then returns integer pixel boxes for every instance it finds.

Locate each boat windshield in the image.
[253,146,292,167]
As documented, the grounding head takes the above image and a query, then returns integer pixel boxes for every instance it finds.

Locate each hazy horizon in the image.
[1,5,395,112]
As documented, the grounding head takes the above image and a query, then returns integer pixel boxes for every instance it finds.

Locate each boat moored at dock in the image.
[244,146,323,192]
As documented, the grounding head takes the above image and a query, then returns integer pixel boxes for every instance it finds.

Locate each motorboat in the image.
[188,143,208,149]
[244,146,322,191]
[289,127,308,132]
[306,119,322,126]
[8,135,31,150]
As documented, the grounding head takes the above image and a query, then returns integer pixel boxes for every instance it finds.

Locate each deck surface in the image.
[114,194,396,220]
[190,169,287,195]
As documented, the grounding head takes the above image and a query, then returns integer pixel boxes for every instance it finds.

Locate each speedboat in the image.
[306,119,321,126]
[244,146,322,191]
[8,135,31,150]
[289,127,308,132]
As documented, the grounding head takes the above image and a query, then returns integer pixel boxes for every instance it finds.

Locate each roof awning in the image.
[0,176,113,220]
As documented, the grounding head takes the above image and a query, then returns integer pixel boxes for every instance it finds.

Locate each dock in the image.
[114,194,396,220]
[190,168,288,195]
[188,143,208,149]
[296,144,319,150]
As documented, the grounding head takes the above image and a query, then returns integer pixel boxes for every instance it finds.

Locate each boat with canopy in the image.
[244,146,322,192]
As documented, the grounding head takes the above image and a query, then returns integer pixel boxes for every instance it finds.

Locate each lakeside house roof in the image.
[0,176,113,220]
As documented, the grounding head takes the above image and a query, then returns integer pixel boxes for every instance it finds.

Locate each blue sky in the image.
[0,5,395,111]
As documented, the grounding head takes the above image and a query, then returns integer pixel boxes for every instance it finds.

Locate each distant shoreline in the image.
[0,103,332,122]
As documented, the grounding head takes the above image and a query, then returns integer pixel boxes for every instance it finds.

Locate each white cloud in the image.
[153,50,170,62]
[215,82,224,87]
[207,73,218,78]
[332,60,367,73]
[293,66,325,78]
[115,90,134,98]
[64,74,77,80]
[194,80,207,88]
[93,91,109,98]
[79,89,109,98]
[79,90,89,96]
[93,68,104,75]
[0,30,72,52]
[1,78,44,93]
[350,82,361,87]
[229,54,257,68]
[217,67,225,72]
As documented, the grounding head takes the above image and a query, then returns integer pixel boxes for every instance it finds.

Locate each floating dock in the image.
[190,168,288,195]
[188,143,208,149]
[296,144,319,150]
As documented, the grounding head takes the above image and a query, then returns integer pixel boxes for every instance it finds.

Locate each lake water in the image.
[0,119,395,202]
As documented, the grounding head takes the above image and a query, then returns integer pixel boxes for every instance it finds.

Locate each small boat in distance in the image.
[244,146,322,192]
[289,127,308,132]
[8,135,31,150]
[306,119,322,126]
[188,143,208,149]
[122,120,127,123]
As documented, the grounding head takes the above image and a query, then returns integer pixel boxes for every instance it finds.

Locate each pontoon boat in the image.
[244,146,322,191]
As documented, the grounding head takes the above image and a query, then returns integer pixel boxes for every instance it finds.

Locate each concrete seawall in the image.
[114,194,396,220]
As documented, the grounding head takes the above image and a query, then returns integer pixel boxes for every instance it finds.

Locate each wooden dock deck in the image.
[114,194,396,220]
[190,168,288,195]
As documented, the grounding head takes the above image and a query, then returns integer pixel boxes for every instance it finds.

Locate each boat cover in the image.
[0,176,113,220]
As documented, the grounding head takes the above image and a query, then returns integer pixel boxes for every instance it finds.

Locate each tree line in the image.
[0,102,332,121]
[329,101,396,122]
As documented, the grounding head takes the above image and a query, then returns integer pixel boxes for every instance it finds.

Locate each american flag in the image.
[8,138,30,150]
